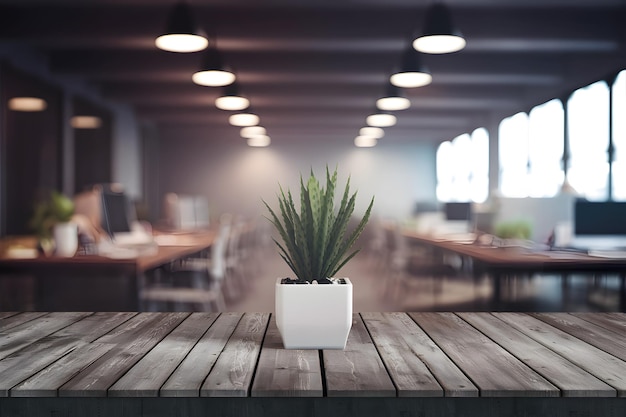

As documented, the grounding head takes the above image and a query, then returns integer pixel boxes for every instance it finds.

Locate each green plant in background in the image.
[494,220,532,240]
[264,166,374,283]
[29,191,75,239]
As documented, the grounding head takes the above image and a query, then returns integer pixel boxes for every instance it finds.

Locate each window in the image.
[436,128,489,203]
[499,101,565,198]
[612,71,626,201]
[528,99,564,197]
[567,80,610,200]
[499,112,530,197]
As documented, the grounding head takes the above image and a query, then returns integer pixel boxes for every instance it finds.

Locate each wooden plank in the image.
[10,343,114,397]
[53,312,137,342]
[323,314,396,397]
[494,312,626,397]
[531,313,626,362]
[160,312,242,397]
[201,312,269,397]
[409,313,559,397]
[58,313,189,397]
[0,312,91,360]
[570,313,626,337]
[362,312,477,397]
[0,312,47,331]
[459,313,615,397]
[0,312,18,320]
[251,316,323,397]
[0,336,84,396]
[108,313,219,397]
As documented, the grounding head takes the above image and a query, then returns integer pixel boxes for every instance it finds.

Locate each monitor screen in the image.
[445,202,472,221]
[574,200,626,236]
[100,188,133,236]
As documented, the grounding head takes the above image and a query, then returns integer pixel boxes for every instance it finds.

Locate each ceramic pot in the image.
[275,277,352,349]
[54,222,78,257]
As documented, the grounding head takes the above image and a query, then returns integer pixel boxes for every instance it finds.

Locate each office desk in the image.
[0,232,215,311]
[0,312,624,417]
[401,230,626,309]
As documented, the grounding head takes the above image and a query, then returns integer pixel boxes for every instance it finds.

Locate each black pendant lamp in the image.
[155,2,208,53]
[390,48,432,88]
[192,46,236,87]
[376,84,410,111]
[215,83,250,111]
[413,2,466,54]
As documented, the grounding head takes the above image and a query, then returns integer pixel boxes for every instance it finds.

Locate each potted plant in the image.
[264,166,374,349]
[30,191,77,257]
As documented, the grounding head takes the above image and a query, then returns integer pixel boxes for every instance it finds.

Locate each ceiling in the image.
[1,0,626,145]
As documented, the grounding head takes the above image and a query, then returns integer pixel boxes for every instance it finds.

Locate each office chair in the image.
[139,218,231,312]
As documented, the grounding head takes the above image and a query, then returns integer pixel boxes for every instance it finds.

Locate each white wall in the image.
[157,129,437,222]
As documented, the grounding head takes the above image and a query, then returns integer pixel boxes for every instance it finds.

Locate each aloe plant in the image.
[264,166,374,283]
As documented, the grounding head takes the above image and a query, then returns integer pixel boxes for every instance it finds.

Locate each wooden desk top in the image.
[0,231,215,273]
[402,229,626,272]
[1,311,625,398]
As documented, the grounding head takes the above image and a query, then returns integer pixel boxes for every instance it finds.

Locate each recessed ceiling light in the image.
[8,97,47,112]
[70,115,102,129]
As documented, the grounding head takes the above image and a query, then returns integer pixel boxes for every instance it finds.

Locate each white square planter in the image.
[275,277,352,350]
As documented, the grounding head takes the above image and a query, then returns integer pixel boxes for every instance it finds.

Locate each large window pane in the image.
[499,112,529,197]
[612,70,626,201]
[567,81,610,200]
[528,99,564,197]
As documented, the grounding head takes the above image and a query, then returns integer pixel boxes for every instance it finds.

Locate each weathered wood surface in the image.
[0,312,625,398]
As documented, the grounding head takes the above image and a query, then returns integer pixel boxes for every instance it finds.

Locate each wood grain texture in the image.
[531,313,626,361]
[53,312,136,342]
[10,342,114,397]
[201,312,270,397]
[410,313,559,397]
[572,313,626,336]
[494,312,626,396]
[161,312,243,397]
[0,312,47,331]
[58,313,189,397]
[323,314,396,397]
[459,312,615,397]
[108,313,218,397]
[362,312,477,397]
[251,317,323,397]
[0,312,90,361]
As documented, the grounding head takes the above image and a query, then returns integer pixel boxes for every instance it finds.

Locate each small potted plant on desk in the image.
[264,166,374,349]
[30,191,77,257]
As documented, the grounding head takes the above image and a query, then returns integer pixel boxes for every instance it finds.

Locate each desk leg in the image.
[491,273,502,311]
[620,273,626,312]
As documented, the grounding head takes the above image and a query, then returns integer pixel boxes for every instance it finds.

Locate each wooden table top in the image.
[1,311,625,398]
[402,229,626,272]
[0,231,215,273]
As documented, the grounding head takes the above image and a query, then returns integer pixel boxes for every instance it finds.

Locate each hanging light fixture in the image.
[192,46,236,87]
[155,1,208,53]
[390,48,432,88]
[229,109,260,127]
[215,83,249,111]
[70,115,103,129]
[376,84,410,111]
[240,126,266,138]
[359,127,385,139]
[8,97,47,112]
[366,110,397,127]
[247,135,271,147]
[354,136,377,148]
[413,2,466,54]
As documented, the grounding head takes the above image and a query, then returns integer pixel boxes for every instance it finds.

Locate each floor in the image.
[225,248,626,313]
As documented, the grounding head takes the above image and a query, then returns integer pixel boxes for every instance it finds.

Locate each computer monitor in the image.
[574,200,626,235]
[571,200,626,249]
[100,186,135,237]
[445,202,472,221]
